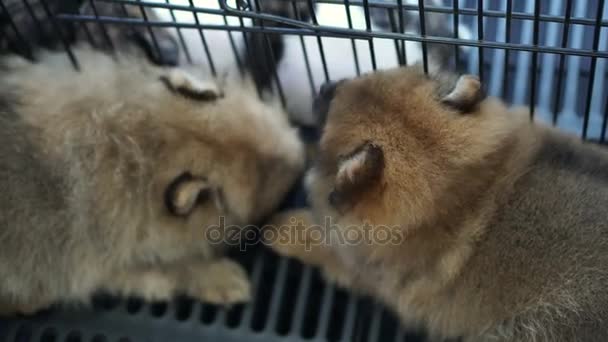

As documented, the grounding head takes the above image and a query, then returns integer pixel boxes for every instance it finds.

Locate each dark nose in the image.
[313,81,339,128]
[319,81,338,98]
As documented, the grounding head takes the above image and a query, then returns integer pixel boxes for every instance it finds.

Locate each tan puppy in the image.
[0,46,304,315]
[267,66,608,341]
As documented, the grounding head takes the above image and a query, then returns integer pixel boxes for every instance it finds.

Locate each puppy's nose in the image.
[313,81,340,128]
[319,81,338,97]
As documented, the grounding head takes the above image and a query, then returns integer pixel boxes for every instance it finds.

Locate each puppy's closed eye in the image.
[160,70,223,101]
[165,172,212,216]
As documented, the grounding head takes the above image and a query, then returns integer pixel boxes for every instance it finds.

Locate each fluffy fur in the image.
[267,66,608,341]
[0,46,304,315]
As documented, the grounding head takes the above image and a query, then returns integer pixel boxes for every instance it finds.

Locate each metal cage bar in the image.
[551,0,573,124]
[50,15,608,59]
[344,0,362,75]
[2,0,607,136]
[165,0,192,63]
[529,0,541,119]
[0,0,34,59]
[62,0,608,27]
[188,0,216,75]
[2,0,608,139]
[306,0,330,82]
[476,0,483,81]
[582,0,606,139]
[40,0,80,69]
[218,0,244,73]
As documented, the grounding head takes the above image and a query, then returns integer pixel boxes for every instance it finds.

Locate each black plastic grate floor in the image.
[0,247,426,342]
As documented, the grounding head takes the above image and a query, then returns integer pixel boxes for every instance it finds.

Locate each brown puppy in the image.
[0,46,304,315]
[267,67,608,341]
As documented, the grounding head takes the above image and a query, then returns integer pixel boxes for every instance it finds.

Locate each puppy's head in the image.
[2,49,303,259]
[63,66,307,253]
[307,67,523,238]
[143,72,304,247]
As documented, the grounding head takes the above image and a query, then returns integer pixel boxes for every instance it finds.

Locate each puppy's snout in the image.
[319,81,338,98]
[313,81,340,128]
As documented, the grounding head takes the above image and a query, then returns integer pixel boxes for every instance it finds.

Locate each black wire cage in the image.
[1,0,608,341]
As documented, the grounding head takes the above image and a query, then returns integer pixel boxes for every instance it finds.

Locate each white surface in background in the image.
[152,0,472,125]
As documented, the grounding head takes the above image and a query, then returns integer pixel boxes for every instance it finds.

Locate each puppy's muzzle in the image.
[313,80,341,128]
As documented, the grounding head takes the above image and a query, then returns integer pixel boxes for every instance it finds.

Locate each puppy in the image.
[266,67,608,341]
[0,46,304,315]
[1,0,179,65]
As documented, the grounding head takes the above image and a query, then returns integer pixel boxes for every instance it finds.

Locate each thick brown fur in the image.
[266,66,608,341]
[0,46,304,315]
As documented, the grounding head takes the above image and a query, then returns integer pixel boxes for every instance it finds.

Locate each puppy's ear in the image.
[165,173,212,216]
[441,75,486,113]
[330,142,384,210]
[160,70,222,101]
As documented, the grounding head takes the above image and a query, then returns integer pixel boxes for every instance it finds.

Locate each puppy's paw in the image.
[320,264,355,289]
[105,269,176,302]
[187,259,251,306]
[265,210,355,288]
[160,69,222,101]
[127,271,176,301]
[263,209,318,261]
[0,300,48,317]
